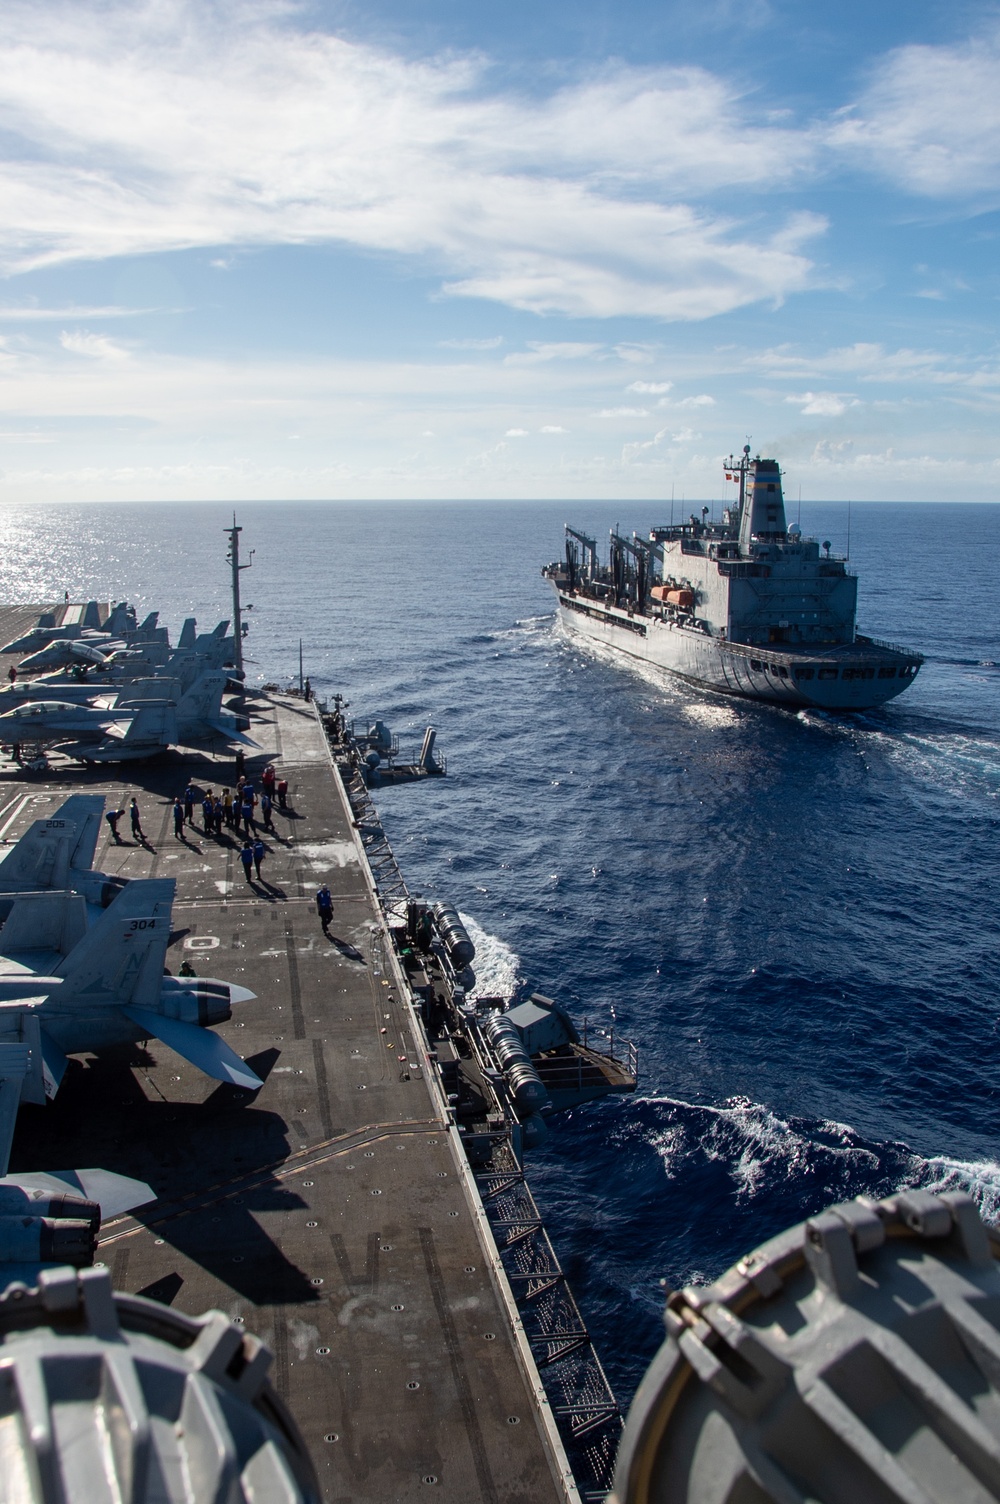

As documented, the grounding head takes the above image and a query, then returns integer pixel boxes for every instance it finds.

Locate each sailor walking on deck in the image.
[316,884,333,934]
[129,798,144,841]
[260,790,274,831]
[239,839,254,884]
[173,798,184,838]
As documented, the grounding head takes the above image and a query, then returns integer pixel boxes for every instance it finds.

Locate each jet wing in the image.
[212,723,262,747]
[0,1168,154,1218]
[124,1006,263,1089]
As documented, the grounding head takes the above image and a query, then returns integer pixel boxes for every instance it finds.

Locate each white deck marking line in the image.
[0,794,32,842]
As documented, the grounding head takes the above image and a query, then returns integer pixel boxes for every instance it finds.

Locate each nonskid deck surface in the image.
[1,677,562,1503]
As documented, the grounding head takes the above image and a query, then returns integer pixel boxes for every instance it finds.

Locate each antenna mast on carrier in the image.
[224,516,253,675]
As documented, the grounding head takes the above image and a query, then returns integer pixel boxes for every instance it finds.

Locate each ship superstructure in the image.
[543,445,923,710]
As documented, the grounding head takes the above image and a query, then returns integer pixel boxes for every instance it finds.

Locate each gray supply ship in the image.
[543,445,923,710]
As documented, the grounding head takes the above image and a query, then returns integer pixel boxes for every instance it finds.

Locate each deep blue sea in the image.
[1,498,998,1407]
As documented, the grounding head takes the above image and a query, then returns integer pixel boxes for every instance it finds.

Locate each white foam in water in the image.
[905,1153,1000,1227]
[641,1093,1000,1230]
[459,912,521,1000]
[639,1094,880,1201]
[856,725,1000,803]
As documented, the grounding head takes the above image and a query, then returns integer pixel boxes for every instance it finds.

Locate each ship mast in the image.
[224,516,253,675]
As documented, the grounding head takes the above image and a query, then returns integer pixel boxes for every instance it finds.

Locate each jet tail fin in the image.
[178,617,197,649]
[53,878,175,1007]
[56,794,106,873]
[0,816,77,892]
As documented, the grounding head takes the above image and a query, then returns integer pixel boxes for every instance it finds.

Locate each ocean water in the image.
[1,497,998,1407]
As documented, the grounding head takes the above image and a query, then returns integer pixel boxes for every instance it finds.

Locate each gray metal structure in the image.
[0,1265,320,1502]
[613,1188,1000,1504]
[544,446,923,710]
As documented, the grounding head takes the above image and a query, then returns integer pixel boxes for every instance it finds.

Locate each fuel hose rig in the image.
[612,1188,1000,1504]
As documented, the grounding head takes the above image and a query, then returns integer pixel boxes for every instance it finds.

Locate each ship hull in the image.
[552,588,920,711]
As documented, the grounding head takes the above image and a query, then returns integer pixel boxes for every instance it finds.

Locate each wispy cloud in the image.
[59,330,130,360]
[438,336,504,350]
[745,342,970,383]
[830,27,1000,199]
[504,343,606,365]
[785,391,858,417]
[627,380,672,394]
[0,0,825,321]
[0,304,157,320]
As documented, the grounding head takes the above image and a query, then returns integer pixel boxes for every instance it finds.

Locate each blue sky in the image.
[1,0,999,501]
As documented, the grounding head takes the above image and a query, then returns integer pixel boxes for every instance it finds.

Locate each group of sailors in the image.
[172,764,288,841]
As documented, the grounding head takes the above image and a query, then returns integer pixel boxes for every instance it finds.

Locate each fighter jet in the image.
[53,673,253,762]
[0,601,140,655]
[16,638,124,673]
[0,795,126,908]
[0,877,262,1172]
[0,697,150,747]
[1,602,106,653]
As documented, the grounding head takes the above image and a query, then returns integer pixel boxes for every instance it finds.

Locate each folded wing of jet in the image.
[0,877,261,1173]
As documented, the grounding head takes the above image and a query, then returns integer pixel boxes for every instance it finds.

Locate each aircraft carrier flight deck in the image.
[0,602,578,1504]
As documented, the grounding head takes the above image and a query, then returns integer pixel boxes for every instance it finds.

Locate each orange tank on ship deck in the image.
[651,585,694,608]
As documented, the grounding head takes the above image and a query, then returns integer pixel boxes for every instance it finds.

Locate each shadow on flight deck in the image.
[9,1043,320,1306]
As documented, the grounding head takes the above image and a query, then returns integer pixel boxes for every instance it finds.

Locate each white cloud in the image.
[0,0,824,321]
[830,28,1000,199]
[677,393,715,407]
[785,391,857,417]
[598,407,649,417]
[505,427,529,436]
[627,380,672,394]
[504,343,605,365]
[623,426,672,462]
[540,425,566,433]
[59,330,130,360]
[438,336,504,350]
[0,304,154,320]
[613,345,657,364]
[747,342,970,385]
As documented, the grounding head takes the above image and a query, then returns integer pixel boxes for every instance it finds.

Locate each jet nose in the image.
[226,982,257,1006]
